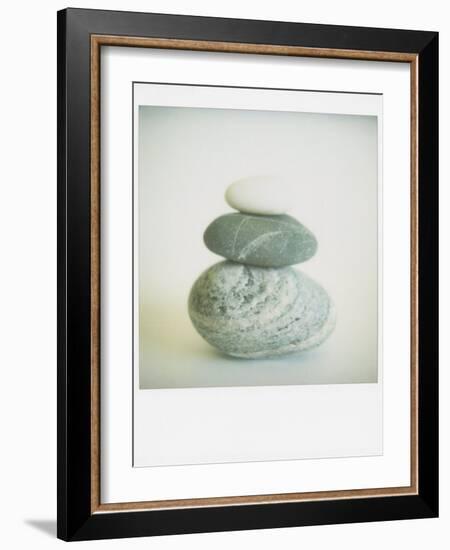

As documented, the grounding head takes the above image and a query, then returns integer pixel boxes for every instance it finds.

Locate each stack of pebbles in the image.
[188,177,336,359]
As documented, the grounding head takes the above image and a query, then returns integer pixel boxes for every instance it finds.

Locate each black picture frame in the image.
[57,7,438,541]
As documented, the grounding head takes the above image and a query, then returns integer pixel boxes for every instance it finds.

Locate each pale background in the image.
[0,0,448,549]
[138,104,379,388]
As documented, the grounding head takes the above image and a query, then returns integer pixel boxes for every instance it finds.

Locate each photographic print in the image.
[135,84,380,390]
[132,83,382,467]
[133,83,382,466]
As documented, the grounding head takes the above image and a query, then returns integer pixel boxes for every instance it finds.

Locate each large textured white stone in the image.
[225,176,290,215]
[189,261,335,358]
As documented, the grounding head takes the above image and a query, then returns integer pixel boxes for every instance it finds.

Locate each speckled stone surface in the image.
[188,261,335,358]
[204,213,317,267]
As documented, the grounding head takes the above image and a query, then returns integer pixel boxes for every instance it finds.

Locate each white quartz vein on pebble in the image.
[231,216,248,256]
[237,231,283,261]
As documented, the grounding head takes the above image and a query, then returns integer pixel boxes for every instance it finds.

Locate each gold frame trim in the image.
[90,35,419,514]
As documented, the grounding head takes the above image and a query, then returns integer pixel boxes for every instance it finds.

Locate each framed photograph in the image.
[57,8,438,541]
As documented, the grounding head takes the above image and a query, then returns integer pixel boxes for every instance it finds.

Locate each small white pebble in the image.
[225,176,291,215]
